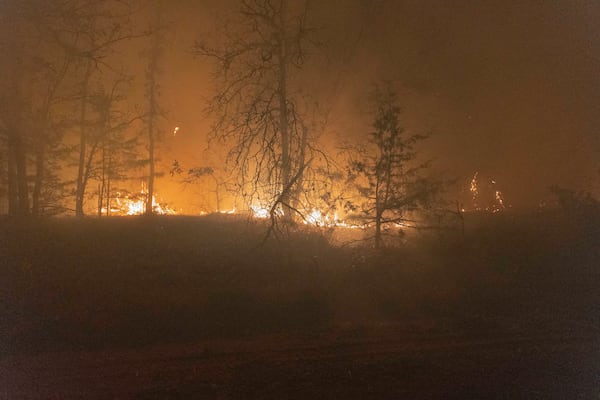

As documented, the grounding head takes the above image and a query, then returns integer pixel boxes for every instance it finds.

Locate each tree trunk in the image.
[13,134,29,216]
[145,0,163,216]
[97,143,105,217]
[7,143,18,215]
[375,211,382,249]
[292,122,308,210]
[146,131,155,215]
[374,170,385,250]
[278,0,291,219]
[32,144,45,216]
[97,122,109,217]
[32,112,48,217]
[106,152,112,216]
[81,142,99,211]
[213,175,221,212]
[375,178,383,250]
[32,54,70,216]
[97,183,103,216]
[75,60,93,217]
[5,42,29,216]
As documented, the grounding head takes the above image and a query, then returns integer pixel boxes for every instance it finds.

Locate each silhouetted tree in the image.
[144,0,167,216]
[69,0,143,216]
[89,77,141,216]
[0,1,36,216]
[346,83,437,248]
[194,0,319,220]
[0,0,80,215]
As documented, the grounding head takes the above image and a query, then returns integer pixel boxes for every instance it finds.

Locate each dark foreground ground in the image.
[0,212,599,398]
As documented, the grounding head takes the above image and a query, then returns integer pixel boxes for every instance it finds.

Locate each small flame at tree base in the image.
[103,184,176,216]
[248,203,359,228]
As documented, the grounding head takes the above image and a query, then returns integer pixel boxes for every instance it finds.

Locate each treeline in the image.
[0,0,163,217]
[0,0,446,249]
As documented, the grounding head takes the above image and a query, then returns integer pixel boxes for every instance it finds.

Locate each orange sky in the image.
[109,0,600,214]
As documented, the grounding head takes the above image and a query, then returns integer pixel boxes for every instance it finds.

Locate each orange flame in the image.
[104,184,176,215]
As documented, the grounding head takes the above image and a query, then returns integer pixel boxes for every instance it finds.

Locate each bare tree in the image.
[194,0,318,220]
[143,0,167,216]
[0,1,147,216]
[0,0,76,216]
[0,1,36,216]
[89,77,140,216]
[67,0,143,216]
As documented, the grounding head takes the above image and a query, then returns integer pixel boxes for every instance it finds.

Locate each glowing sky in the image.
[120,0,600,213]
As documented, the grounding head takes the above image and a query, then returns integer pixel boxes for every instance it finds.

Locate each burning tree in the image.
[346,83,437,248]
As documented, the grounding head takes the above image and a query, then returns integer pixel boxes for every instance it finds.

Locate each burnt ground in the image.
[0,212,599,398]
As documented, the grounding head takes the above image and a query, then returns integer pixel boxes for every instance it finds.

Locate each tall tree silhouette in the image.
[346,83,437,248]
[194,0,317,220]
[71,0,143,216]
[144,0,167,215]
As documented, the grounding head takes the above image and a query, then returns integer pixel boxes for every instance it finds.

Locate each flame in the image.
[494,190,505,212]
[465,172,510,213]
[104,184,176,215]
[249,203,353,228]
[305,209,325,225]
[303,209,340,227]
[250,203,272,219]
[470,171,479,209]
[123,195,175,215]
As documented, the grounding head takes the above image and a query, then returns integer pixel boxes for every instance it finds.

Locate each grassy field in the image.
[0,211,599,397]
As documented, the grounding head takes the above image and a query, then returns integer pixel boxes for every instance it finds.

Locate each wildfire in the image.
[304,209,340,227]
[247,202,358,228]
[465,172,510,212]
[470,171,479,208]
[123,195,175,215]
[250,203,271,219]
[105,184,176,215]
[494,190,505,212]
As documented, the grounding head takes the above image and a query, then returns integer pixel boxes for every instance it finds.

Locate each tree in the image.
[346,83,437,249]
[88,77,140,216]
[0,0,76,216]
[0,1,36,216]
[144,0,167,216]
[194,0,317,220]
[69,0,142,216]
[0,1,147,216]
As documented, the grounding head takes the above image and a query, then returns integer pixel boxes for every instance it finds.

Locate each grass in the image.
[0,210,598,356]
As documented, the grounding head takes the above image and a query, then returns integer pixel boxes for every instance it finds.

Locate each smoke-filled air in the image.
[1,1,599,398]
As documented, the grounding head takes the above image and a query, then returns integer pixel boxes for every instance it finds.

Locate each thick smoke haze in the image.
[3,0,598,213]
[2,4,599,396]
[148,0,600,211]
